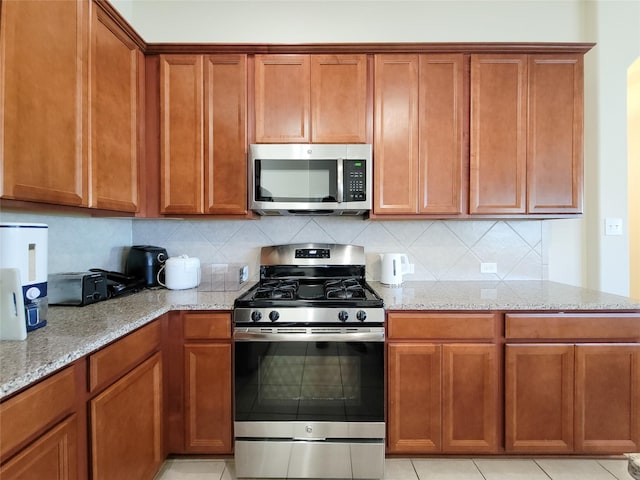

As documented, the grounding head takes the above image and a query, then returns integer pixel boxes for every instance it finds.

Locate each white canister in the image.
[158,255,201,290]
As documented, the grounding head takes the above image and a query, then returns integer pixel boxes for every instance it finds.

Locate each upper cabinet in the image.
[90,5,143,212]
[254,54,369,143]
[373,54,466,215]
[470,54,584,215]
[159,54,247,215]
[1,0,143,213]
[1,0,89,207]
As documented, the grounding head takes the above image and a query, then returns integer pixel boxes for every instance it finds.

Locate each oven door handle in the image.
[233,330,385,343]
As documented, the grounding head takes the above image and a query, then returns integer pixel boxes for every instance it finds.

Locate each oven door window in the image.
[255,160,338,203]
[234,341,383,422]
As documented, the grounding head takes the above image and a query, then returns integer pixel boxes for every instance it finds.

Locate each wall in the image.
[5,1,637,292]
[108,0,639,296]
[629,58,640,299]
[1,210,132,274]
[132,218,547,282]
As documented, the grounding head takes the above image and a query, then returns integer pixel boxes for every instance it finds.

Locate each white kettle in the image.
[158,255,201,290]
[380,253,411,286]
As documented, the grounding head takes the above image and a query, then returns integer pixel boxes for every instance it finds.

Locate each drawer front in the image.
[89,320,160,393]
[387,312,499,340]
[0,366,76,459]
[506,313,640,341]
[183,312,231,340]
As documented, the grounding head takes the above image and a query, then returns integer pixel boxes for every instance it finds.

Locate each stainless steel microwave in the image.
[249,144,372,215]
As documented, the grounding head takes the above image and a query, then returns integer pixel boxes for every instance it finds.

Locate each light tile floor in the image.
[155,457,634,480]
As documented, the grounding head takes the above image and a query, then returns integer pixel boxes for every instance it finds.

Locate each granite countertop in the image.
[2,280,640,400]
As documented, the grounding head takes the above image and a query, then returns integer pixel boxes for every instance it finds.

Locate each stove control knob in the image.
[356,310,367,322]
[269,311,280,322]
[251,311,262,322]
[338,311,349,322]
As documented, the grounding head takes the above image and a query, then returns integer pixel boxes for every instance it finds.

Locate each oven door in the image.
[233,327,385,479]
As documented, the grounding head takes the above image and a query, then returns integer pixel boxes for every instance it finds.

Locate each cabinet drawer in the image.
[89,320,160,393]
[0,366,76,459]
[505,313,640,341]
[183,312,231,340]
[387,312,499,340]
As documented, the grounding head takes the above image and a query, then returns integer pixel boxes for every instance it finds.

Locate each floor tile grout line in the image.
[532,459,555,480]
[470,458,489,480]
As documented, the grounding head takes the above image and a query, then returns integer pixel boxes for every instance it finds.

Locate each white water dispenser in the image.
[0,223,48,333]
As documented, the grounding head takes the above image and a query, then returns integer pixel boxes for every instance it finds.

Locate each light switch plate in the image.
[605,217,623,236]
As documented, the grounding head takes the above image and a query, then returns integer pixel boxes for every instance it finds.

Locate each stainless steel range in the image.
[233,243,385,479]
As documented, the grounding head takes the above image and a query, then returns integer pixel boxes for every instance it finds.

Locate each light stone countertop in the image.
[2,281,640,400]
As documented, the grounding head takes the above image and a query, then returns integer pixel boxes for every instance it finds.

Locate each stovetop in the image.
[235,277,383,308]
[233,243,384,325]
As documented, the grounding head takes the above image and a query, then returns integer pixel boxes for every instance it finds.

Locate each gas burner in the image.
[254,279,299,299]
[324,279,366,300]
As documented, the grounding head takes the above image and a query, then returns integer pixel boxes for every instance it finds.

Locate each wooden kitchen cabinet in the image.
[90,4,143,212]
[373,54,466,215]
[159,54,247,215]
[254,54,368,143]
[89,320,163,480]
[183,312,232,453]
[0,366,81,479]
[1,0,89,207]
[0,415,78,480]
[470,54,584,214]
[505,313,640,454]
[165,312,233,454]
[387,312,500,454]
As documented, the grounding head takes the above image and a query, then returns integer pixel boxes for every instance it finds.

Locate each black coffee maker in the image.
[125,245,168,287]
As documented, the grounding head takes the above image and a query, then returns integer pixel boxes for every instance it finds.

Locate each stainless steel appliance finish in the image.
[233,243,385,479]
[48,271,108,306]
[249,144,372,215]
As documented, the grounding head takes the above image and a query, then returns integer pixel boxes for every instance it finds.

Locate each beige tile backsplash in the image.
[2,211,547,281]
[133,217,548,282]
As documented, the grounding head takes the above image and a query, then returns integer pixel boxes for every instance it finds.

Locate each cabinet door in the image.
[442,344,498,452]
[470,55,527,214]
[90,353,163,480]
[373,55,419,214]
[418,54,466,214]
[255,55,310,143]
[311,55,368,143]
[575,344,640,453]
[387,343,441,453]
[527,54,583,213]
[505,344,574,453]
[204,55,247,214]
[90,5,141,212]
[160,55,204,213]
[184,343,232,453]
[0,415,77,480]
[1,0,88,206]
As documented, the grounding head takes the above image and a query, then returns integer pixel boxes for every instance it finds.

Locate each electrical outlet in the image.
[480,262,498,274]
[605,217,623,236]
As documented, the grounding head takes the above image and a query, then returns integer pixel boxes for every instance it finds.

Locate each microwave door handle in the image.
[337,158,344,203]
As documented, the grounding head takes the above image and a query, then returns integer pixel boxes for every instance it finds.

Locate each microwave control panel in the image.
[343,160,367,202]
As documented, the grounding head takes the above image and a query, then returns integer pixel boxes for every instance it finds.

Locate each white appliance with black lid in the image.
[233,243,385,479]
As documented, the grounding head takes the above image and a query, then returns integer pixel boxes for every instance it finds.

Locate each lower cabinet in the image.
[505,313,640,454]
[88,320,164,480]
[0,415,78,480]
[90,353,163,479]
[386,312,500,454]
[166,311,233,454]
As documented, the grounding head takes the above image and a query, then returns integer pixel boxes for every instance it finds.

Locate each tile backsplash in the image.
[133,217,548,282]
[1,211,133,273]
[2,211,547,281]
